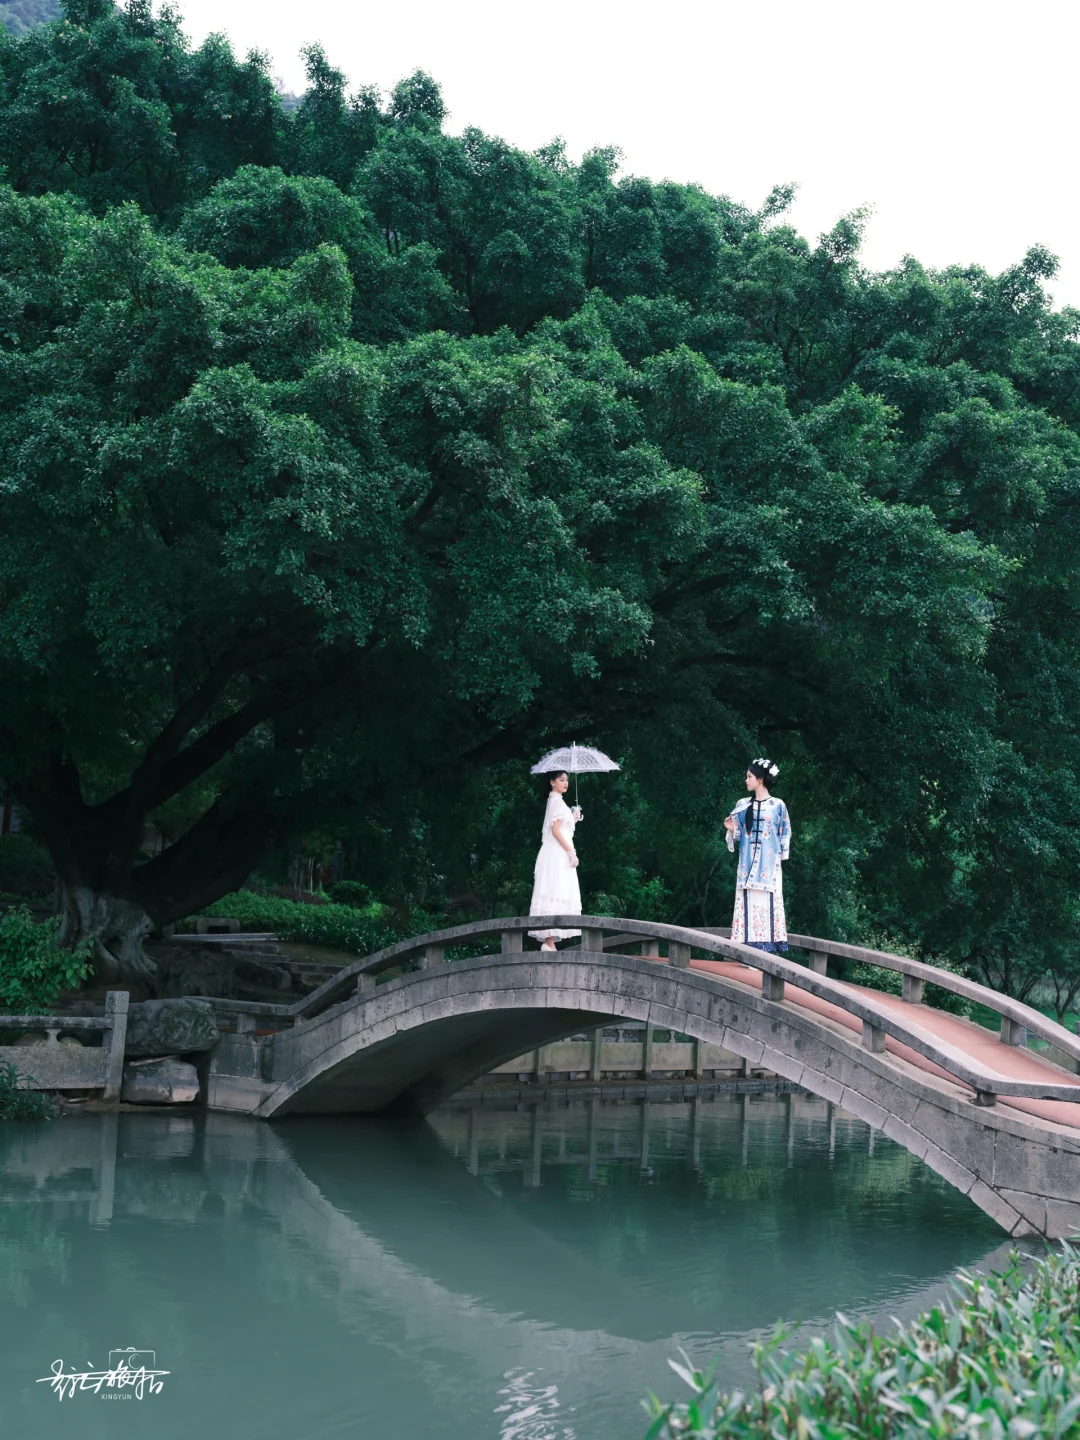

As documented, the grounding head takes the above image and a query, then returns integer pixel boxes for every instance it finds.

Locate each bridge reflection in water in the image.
[201,916,1080,1236]
[0,1103,1008,1440]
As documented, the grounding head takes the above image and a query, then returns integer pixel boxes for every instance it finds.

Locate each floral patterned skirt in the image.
[731,871,788,952]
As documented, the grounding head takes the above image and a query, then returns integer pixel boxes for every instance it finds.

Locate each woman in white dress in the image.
[528,771,582,950]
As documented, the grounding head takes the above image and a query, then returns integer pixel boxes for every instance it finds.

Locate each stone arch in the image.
[234,952,1080,1238]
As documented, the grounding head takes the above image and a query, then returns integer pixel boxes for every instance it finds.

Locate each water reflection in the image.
[0,1095,1007,1440]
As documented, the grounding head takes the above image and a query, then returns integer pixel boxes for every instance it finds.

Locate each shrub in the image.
[328,880,375,908]
[195,890,402,955]
[0,1062,57,1120]
[192,889,491,959]
[589,871,672,923]
[839,934,974,1017]
[644,1245,1080,1439]
[0,834,55,900]
[846,960,973,1017]
[0,907,92,1013]
[261,885,329,906]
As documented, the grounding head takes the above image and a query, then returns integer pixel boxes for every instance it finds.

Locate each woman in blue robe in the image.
[724,759,791,952]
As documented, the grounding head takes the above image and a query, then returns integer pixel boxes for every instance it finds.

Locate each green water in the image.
[0,1093,1005,1439]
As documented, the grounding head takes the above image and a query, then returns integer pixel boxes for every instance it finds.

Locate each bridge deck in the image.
[683,958,1080,1131]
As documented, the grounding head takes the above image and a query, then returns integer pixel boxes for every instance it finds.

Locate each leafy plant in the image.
[0,907,91,1013]
[644,1245,1080,1438]
[192,889,496,962]
[0,1062,56,1120]
[845,960,973,1017]
[328,880,376,908]
[193,890,401,956]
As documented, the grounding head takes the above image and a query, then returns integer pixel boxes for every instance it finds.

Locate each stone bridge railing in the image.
[709,927,1080,1074]
[0,991,129,1100]
[195,916,1080,1112]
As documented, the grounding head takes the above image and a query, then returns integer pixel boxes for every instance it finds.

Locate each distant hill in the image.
[0,0,304,115]
[0,0,61,35]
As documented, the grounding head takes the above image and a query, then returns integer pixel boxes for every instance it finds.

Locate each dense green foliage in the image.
[645,1246,1080,1439]
[845,960,972,1018]
[192,888,402,955]
[0,906,91,1011]
[1,0,1079,996]
[0,1060,56,1118]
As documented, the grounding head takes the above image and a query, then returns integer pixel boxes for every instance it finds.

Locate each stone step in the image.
[166,932,279,946]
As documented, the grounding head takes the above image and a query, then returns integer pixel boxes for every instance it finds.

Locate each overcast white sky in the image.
[175,0,1080,309]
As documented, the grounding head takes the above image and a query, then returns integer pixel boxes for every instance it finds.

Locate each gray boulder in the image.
[150,943,292,999]
[122,1056,200,1105]
[150,946,237,999]
[125,998,220,1057]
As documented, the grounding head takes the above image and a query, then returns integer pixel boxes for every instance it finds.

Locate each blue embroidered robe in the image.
[726,796,791,892]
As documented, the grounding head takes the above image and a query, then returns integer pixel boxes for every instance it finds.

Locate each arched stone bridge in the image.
[199,916,1080,1239]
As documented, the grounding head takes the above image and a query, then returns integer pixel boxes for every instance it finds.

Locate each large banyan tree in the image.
[2,0,1080,993]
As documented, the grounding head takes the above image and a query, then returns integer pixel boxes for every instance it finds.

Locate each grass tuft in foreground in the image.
[645,1244,1080,1438]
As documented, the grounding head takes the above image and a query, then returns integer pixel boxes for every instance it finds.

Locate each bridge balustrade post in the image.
[807,952,828,975]
[102,991,129,1103]
[355,974,376,997]
[973,1089,997,1107]
[90,1112,118,1224]
[642,1025,655,1079]
[668,940,690,969]
[761,973,785,1002]
[590,1028,603,1082]
[1000,1017,1025,1047]
[902,974,924,1004]
[467,1108,479,1175]
[582,928,605,954]
[501,930,524,954]
[526,1109,542,1186]
[861,1020,886,1054]
[786,1091,795,1166]
[421,944,445,969]
[741,1093,751,1162]
[235,1013,257,1034]
[641,938,659,958]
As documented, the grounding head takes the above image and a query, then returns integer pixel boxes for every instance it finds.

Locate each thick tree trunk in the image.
[27,752,285,988]
[58,885,156,985]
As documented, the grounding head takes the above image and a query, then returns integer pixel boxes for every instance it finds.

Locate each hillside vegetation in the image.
[0,0,59,37]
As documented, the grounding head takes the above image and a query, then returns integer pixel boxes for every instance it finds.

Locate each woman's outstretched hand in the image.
[568,853,579,867]
[723,816,735,833]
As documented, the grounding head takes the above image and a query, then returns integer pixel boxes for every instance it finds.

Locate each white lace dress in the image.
[528,794,582,941]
